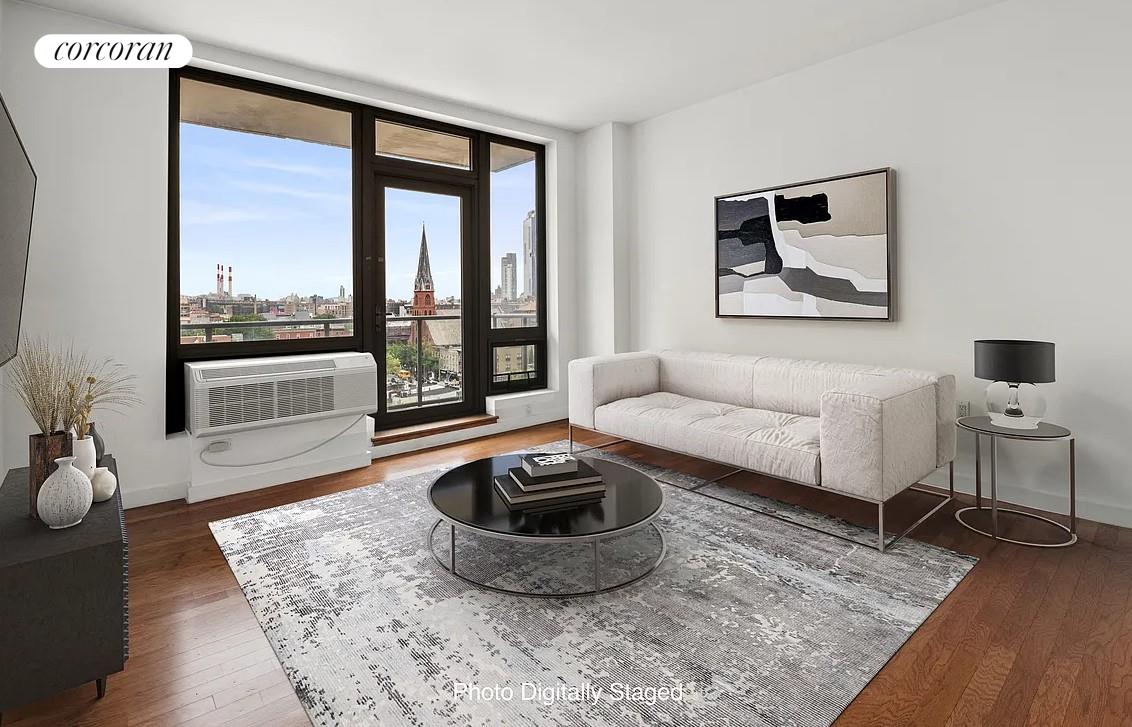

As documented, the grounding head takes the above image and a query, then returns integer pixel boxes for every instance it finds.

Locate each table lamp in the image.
[974,339,1055,429]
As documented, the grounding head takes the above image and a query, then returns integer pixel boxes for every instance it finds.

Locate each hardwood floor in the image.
[6,420,1131,726]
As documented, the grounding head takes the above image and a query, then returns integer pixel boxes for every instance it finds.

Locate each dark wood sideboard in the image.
[0,456,128,720]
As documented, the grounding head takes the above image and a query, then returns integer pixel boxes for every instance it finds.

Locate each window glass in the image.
[491,344,537,387]
[178,79,353,345]
[489,143,538,329]
[383,188,464,411]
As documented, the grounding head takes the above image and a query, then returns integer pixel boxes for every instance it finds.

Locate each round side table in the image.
[954,415,1076,547]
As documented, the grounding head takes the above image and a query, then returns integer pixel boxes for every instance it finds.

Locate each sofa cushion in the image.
[750,357,893,417]
[657,351,761,409]
[593,391,821,485]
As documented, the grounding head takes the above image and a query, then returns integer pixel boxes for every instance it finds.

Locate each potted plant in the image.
[67,357,141,470]
[6,338,73,518]
[70,378,98,478]
[6,338,141,519]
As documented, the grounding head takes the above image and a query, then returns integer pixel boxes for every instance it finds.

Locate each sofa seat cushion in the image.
[593,392,821,485]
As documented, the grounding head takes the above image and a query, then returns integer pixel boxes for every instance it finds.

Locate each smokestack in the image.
[216,264,221,296]
[227,266,233,298]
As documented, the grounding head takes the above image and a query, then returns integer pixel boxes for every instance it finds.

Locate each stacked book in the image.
[494,453,606,512]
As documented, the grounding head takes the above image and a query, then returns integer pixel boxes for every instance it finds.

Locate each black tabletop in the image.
[0,455,123,569]
[957,415,1071,439]
[428,454,663,539]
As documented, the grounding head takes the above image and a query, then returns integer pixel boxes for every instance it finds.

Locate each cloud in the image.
[242,159,348,179]
[229,180,350,204]
[182,200,275,225]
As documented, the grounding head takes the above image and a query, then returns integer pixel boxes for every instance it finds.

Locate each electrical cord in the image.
[196,414,369,468]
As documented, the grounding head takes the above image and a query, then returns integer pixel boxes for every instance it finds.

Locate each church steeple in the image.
[410,223,437,316]
[414,223,434,292]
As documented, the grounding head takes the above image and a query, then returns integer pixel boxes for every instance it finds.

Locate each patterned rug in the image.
[210,441,976,727]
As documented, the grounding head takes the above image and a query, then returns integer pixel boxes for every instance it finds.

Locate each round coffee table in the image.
[427,454,666,598]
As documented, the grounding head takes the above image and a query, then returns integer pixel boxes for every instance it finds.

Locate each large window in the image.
[168,69,546,432]
[177,78,355,346]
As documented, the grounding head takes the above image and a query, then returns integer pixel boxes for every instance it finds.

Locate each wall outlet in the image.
[957,401,971,418]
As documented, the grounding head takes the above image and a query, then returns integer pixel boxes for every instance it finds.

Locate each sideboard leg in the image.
[96,676,106,699]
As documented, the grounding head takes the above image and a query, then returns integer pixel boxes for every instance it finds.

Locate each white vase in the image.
[37,456,93,529]
[73,436,97,478]
[91,466,118,503]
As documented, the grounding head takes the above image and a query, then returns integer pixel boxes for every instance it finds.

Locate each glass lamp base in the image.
[987,412,1043,430]
[985,381,1046,429]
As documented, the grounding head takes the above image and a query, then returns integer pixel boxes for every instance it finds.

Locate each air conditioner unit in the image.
[183,353,377,503]
[186,352,377,437]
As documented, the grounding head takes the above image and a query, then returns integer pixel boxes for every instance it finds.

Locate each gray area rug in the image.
[210,440,976,727]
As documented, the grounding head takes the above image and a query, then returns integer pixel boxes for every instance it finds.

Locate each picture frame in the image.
[715,167,894,321]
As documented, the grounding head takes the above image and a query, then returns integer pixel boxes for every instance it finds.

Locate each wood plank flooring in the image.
[6,421,1131,726]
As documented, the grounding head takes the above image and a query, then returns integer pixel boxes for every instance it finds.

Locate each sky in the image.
[180,123,536,302]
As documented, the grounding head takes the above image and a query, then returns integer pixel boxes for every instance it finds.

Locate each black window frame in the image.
[166,67,548,433]
[480,134,548,395]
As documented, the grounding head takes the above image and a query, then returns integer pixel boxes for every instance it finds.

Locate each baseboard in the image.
[122,479,189,509]
[186,452,371,503]
[922,467,1132,529]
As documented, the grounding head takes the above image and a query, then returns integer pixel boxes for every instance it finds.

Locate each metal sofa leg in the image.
[565,425,626,456]
[877,502,886,552]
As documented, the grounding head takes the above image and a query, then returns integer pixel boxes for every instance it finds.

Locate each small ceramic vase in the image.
[91,466,118,503]
[73,436,98,478]
[37,456,93,529]
[88,422,107,462]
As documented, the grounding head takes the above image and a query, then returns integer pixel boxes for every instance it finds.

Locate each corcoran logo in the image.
[35,34,192,68]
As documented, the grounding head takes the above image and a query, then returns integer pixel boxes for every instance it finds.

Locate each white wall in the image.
[0,0,578,506]
[627,0,1132,524]
[576,122,632,357]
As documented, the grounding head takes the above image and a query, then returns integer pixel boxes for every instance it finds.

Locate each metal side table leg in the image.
[1070,438,1077,535]
[990,435,999,538]
[975,432,983,509]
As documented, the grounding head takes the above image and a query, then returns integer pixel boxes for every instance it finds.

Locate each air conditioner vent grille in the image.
[277,376,335,418]
[207,382,276,429]
[200,360,335,381]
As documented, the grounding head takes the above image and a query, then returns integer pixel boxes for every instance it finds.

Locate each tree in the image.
[229,314,273,341]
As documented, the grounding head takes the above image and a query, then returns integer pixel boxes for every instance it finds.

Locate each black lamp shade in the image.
[974,340,1055,383]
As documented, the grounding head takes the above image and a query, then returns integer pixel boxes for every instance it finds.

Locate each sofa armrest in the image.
[820,377,937,501]
[568,353,660,429]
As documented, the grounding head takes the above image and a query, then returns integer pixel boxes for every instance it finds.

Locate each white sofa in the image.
[568,350,956,550]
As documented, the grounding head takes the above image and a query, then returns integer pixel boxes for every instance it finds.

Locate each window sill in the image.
[487,387,555,404]
[371,414,499,446]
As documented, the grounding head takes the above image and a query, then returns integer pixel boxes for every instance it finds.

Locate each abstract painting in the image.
[716,168,892,320]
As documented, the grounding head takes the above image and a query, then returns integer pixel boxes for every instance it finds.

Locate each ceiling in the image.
[27,0,1002,131]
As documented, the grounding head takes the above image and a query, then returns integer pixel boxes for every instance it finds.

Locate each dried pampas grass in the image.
[5,337,141,435]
